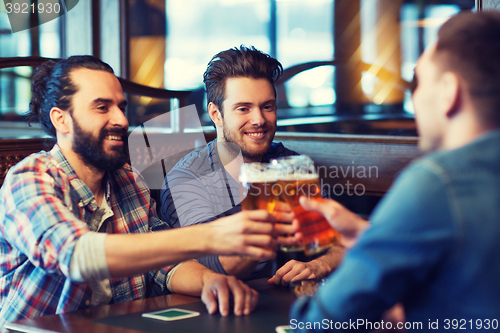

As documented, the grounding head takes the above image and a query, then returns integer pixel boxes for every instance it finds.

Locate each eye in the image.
[237,107,249,112]
[411,72,418,93]
[97,105,108,112]
[263,104,275,111]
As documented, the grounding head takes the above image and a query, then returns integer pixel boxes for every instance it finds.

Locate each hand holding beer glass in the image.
[274,155,339,256]
[238,163,298,258]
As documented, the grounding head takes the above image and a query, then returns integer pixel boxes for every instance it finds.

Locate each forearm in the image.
[169,260,210,296]
[308,245,344,278]
[104,226,211,278]
[219,256,260,279]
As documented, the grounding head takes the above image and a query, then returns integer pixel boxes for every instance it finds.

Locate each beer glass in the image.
[239,162,280,213]
[238,163,280,259]
[275,155,338,256]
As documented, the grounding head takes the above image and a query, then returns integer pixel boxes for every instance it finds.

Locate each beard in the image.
[222,123,275,161]
[72,117,129,172]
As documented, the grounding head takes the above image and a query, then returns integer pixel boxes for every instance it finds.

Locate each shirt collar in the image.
[49,144,110,209]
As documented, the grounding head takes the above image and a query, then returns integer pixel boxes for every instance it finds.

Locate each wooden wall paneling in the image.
[274,133,421,196]
[0,138,54,186]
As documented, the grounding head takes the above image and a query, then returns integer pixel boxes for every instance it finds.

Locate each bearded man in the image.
[0,56,292,329]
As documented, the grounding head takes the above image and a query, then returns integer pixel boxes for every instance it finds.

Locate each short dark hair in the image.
[435,11,500,127]
[203,45,283,114]
[29,55,114,138]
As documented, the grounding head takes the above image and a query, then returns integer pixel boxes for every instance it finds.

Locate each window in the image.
[0,0,478,138]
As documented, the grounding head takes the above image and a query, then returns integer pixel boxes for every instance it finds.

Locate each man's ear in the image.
[208,102,223,127]
[440,72,460,118]
[50,107,71,134]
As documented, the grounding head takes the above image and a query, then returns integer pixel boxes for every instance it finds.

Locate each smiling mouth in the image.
[106,135,123,141]
[245,131,266,138]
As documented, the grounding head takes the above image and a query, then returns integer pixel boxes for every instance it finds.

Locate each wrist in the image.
[191,223,215,255]
[200,268,218,287]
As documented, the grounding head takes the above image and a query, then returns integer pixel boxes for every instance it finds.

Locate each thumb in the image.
[299,196,328,214]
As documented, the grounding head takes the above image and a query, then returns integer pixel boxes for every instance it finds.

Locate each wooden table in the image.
[5,279,296,333]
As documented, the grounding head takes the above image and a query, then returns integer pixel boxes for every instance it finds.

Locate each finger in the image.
[248,289,259,314]
[216,279,230,316]
[299,196,332,215]
[239,284,257,315]
[242,234,277,250]
[273,200,292,213]
[274,222,298,236]
[282,264,308,285]
[273,211,293,223]
[243,210,277,222]
[241,245,276,261]
[201,287,218,315]
[240,221,275,236]
[276,233,301,246]
[267,276,276,285]
[271,261,295,285]
[243,286,254,315]
[227,279,245,316]
[289,269,316,283]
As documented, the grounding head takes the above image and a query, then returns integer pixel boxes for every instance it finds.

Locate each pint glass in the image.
[238,163,280,259]
[239,163,280,213]
[275,155,338,256]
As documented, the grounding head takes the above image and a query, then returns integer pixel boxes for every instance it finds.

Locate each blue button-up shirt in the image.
[291,130,500,332]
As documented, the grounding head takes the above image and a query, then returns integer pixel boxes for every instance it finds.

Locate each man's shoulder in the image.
[167,140,214,176]
[262,141,299,162]
[403,130,500,183]
[5,150,57,179]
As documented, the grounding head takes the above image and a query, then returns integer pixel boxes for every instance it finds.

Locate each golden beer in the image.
[275,156,338,256]
[239,163,280,213]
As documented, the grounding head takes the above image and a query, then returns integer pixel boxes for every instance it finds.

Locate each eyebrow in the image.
[231,99,276,108]
[91,98,128,108]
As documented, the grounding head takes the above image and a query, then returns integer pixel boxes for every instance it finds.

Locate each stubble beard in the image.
[222,123,274,161]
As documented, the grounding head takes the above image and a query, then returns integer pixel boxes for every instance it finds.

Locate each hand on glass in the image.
[298,197,369,248]
[272,201,301,247]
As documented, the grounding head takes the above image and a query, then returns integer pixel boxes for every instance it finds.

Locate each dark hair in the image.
[29,55,114,138]
[435,11,500,127]
[203,45,283,114]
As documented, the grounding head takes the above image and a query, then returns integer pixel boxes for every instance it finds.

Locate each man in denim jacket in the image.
[290,11,500,331]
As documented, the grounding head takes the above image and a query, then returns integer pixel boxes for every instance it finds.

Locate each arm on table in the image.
[268,245,344,285]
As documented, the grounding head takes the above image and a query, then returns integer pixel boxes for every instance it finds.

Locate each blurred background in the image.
[0,0,477,138]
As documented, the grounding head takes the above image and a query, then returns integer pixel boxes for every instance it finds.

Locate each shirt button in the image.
[85,300,90,306]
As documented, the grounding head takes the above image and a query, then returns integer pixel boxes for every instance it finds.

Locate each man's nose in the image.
[249,108,266,126]
[110,106,129,129]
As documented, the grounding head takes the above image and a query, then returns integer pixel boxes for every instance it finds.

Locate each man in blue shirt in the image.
[290,11,500,331]
[161,46,343,282]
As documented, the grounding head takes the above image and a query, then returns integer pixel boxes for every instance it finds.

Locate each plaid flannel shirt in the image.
[0,145,172,329]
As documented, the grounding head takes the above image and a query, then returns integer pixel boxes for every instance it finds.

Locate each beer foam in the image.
[239,163,280,183]
[240,169,279,183]
[278,173,318,181]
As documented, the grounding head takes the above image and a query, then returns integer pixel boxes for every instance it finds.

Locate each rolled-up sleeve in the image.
[2,157,90,277]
